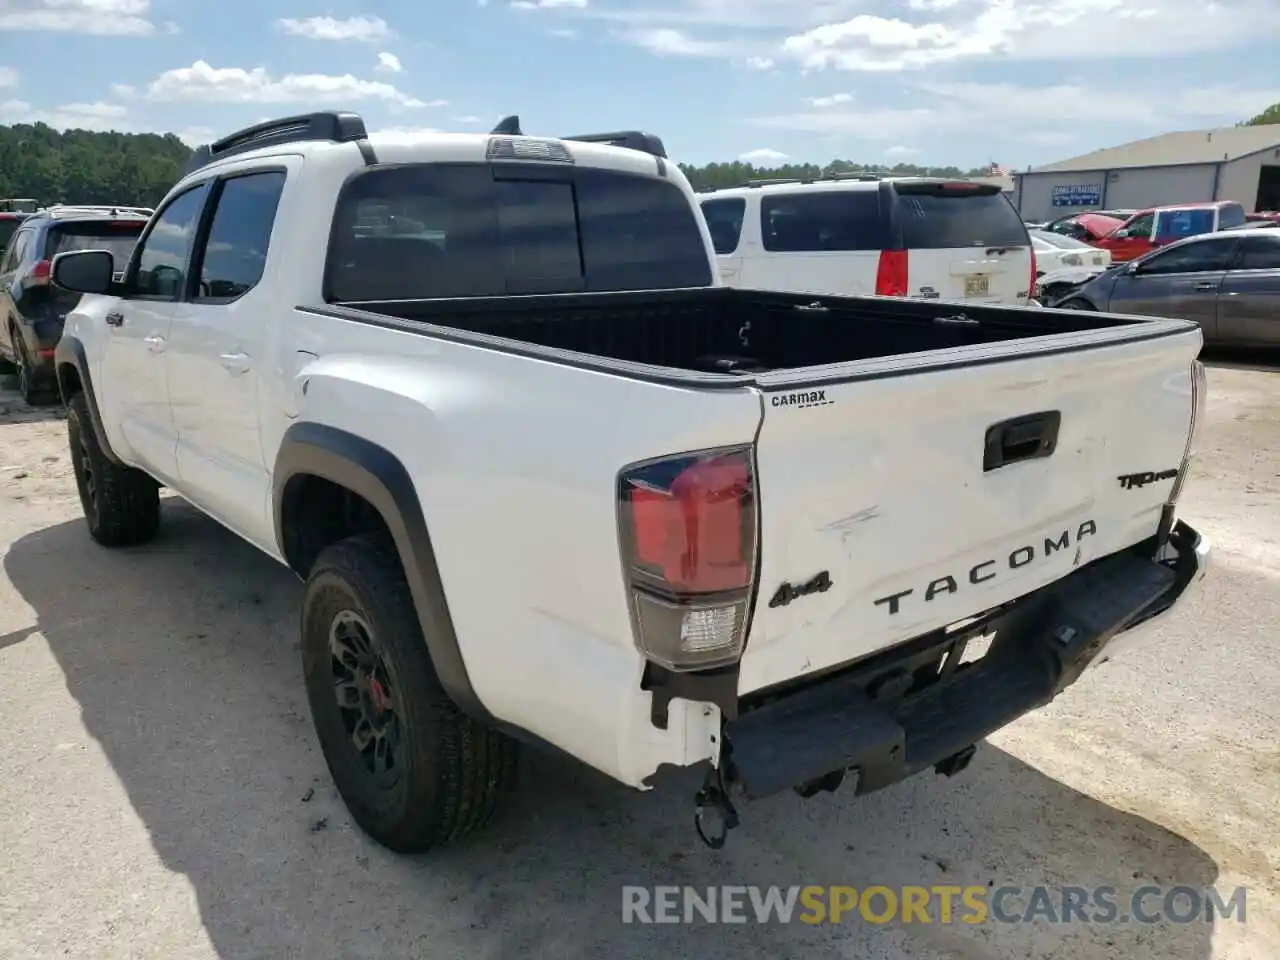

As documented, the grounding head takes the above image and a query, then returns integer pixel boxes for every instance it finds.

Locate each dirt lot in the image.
[0,360,1277,960]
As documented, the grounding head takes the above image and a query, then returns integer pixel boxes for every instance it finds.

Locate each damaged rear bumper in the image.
[723,520,1209,803]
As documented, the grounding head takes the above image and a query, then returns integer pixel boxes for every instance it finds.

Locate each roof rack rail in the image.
[41,204,155,219]
[560,130,667,158]
[488,114,667,158]
[185,111,369,175]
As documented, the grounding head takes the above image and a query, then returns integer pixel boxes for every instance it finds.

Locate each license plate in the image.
[964,275,990,297]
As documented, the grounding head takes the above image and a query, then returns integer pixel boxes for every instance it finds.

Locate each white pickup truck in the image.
[50,112,1210,854]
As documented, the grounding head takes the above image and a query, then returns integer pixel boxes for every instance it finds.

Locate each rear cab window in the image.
[891,183,1028,249]
[759,190,886,252]
[325,163,712,301]
[1154,208,1215,242]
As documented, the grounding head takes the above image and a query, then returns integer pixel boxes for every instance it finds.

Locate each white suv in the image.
[700,177,1036,305]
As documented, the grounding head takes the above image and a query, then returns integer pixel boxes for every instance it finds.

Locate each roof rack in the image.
[488,114,668,159]
[41,204,155,219]
[185,111,370,175]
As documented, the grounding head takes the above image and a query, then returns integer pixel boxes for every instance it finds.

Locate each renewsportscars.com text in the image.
[621,884,1248,925]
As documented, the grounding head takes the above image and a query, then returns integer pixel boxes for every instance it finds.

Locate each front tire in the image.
[301,535,518,853]
[66,392,161,546]
[1057,297,1095,310]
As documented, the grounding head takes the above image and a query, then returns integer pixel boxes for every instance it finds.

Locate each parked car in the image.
[1094,201,1248,263]
[0,205,147,402]
[1224,220,1280,231]
[1042,212,1126,244]
[1053,229,1280,347]
[0,211,29,258]
[1030,229,1112,302]
[49,111,1209,854]
[1245,211,1280,222]
[699,176,1036,305]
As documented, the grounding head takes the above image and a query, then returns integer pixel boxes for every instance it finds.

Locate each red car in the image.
[1042,212,1125,244]
[1094,201,1248,262]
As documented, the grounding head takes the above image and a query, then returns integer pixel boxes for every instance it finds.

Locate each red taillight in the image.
[29,258,52,286]
[618,446,757,671]
[875,249,909,297]
[1029,246,1038,300]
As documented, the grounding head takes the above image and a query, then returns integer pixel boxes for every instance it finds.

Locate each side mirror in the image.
[52,250,116,296]
[1111,229,1130,239]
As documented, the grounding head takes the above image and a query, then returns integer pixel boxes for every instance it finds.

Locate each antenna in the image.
[491,115,523,136]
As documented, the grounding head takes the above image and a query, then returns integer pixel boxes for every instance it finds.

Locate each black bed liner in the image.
[313,287,1160,377]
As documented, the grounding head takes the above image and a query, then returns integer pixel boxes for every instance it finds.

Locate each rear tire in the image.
[10,326,53,406]
[66,392,161,547]
[1057,297,1094,310]
[301,534,518,853]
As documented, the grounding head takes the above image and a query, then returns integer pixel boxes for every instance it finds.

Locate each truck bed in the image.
[331,287,1151,377]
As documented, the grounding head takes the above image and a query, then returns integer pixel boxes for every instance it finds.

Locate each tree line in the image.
[0,122,1004,207]
[3,108,1276,207]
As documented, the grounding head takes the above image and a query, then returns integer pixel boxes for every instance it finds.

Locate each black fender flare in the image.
[53,335,123,465]
[272,421,492,723]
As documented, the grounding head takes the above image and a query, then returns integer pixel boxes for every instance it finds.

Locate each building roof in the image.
[1026,124,1280,174]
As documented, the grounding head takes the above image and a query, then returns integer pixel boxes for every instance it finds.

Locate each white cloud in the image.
[744,56,775,70]
[276,15,391,42]
[0,99,130,131]
[451,115,483,124]
[111,83,137,98]
[0,67,17,88]
[511,0,587,8]
[548,27,579,37]
[0,0,157,35]
[779,0,1273,72]
[884,145,921,157]
[144,61,436,108]
[740,147,788,165]
[807,92,853,107]
[751,80,1280,145]
[376,52,403,73]
[614,26,747,56]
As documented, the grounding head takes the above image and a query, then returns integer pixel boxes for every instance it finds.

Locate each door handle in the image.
[983,410,1062,472]
[105,311,124,327]
[1193,282,1217,290]
[220,352,251,375]
[143,335,166,354]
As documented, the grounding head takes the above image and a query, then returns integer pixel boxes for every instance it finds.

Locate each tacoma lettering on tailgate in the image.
[872,520,1097,616]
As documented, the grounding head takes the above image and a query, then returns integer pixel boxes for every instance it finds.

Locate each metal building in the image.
[1012,124,1280,222]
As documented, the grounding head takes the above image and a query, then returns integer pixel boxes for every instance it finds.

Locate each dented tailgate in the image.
[740,321,1201,694]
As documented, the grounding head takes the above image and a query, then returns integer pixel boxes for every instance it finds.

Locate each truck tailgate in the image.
[740,322,1201,694]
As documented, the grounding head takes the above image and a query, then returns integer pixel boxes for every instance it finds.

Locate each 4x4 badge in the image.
[768,570,833,608]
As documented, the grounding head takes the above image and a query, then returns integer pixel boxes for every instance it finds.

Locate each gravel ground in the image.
[0,357,1276,960]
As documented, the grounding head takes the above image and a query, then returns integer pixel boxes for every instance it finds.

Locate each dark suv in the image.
[0,205,149,403]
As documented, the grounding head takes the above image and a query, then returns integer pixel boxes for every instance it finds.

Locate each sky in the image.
[1,0,1279,171]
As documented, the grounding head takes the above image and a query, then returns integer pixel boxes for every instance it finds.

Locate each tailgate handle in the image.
[984,411,1061,472]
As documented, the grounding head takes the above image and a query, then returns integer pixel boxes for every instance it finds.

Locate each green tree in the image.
[0,123,191,207]
[678,159,997,192]
[1240,103,1280,126]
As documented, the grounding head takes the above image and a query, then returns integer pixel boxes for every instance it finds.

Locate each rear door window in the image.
[45,221,145,273]
[1232,233,1280,270]
[326,163,712,301]
[892,185,1028,249]
[759,190,885,252]
[700,197,746,254]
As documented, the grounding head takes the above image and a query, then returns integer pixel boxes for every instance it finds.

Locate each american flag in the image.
[987,162,1012,176]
